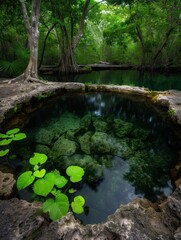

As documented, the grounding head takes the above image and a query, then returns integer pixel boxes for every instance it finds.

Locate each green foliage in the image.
[17,153,85,221]
[66,165,85,183]
[168,108,176,117]
[0,128,27,159]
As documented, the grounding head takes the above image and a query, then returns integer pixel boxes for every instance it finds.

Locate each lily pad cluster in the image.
[0,128,27,157]
[17,152,85,221]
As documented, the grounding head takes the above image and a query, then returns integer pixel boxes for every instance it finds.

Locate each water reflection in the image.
[43,70,181,91]
[15,93,179,224]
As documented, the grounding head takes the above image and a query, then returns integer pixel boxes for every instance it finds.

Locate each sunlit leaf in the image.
[0,133,9,139]
[44,172,56,184]
[66,166,85,183]
[0,149,9,157]
[29,152,48,165]
[6,128,20,135]
[71,195,85,214]
[55,175,68,188]
[33,178,54,197]
[33,169,46,178]
[13,133,27,141]
[17,171,35,190]
[0,139,12,146]
[42,193,69,221]
[68,188,76,194]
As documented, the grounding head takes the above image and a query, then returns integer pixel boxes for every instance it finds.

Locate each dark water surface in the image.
[43,70,181,91]
[9,93,179,224]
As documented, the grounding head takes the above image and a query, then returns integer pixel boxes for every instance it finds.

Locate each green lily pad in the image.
[55,175,68,188]
[0,139,12,146]
[33,165,39,171]
[71,195,85,214]
[68,188,76,194]
[29,152,48,165]
[6,128,20,135]
[44,172,56,184]
[0,133,9,139]
[0,149,9,157]
[33,178,54,197]
[34,169,46,178]
[42,193,69,221]
[13,133,27,141]
[17,171,35,190]
[66,166,85,183]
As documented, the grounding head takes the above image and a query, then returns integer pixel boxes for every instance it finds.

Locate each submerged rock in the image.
[113,119,133,138]
[78,132,92,154]
[91,132,113,154]
[92,117,108,132]
[51,137,77,159]
[34,128,55,145]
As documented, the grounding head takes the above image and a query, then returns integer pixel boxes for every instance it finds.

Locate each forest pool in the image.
[10,93,179,224]
[43,70,181,91]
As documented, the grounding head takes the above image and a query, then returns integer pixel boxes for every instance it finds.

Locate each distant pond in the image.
[8,93,179,224]
[44,70,181,91]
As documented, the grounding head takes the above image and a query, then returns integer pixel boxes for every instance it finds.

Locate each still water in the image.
[44,70,181,91]
[13,93,179,224]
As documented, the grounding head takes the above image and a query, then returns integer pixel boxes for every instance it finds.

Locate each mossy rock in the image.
[130,128,150,140]
[51,137,77,159]
[34,128,55,145]
[80,113,91,129]
[113,119,133,138]
[78,132,92,154]
[91,132,113,154]
[93,117,108,132]
[47,112,80,136]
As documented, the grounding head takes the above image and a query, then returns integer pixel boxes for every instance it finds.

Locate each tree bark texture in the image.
[19,0,41,81]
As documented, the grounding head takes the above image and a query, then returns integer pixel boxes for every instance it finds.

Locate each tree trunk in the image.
[59,0,91,74]
[136,26,146,68]
[151,26,176,68]
[11,0,41,83]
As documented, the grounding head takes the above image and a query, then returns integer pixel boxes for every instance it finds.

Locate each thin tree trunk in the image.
[136,26,146,68]
[151,26,177,68]
[38,23,57,69]
[72,0,91,49]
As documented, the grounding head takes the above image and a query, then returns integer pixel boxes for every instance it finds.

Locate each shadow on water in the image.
[4,93,180,224]
[42,70,181,91]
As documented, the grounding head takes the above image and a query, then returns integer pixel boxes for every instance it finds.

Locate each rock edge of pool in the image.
[0,80,181,240]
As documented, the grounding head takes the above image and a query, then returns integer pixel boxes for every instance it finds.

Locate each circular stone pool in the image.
[8,93,180,224]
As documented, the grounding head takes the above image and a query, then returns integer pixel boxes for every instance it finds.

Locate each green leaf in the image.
[29,153,48,165]
[0,139,12,146]
[0,133,9,139]
[17,171,35,190]
[33,178,54,197]
[13,133,27,141]
[33,165,39,171]
[33,169,46,178]
[42,193,69,221]
[0,149,9,157]
[66,166,85,183]
[44,172,56,184]
[68,188,76,194]
[55,175,68,188]
[71,195,85,214]
[6,128,20,135]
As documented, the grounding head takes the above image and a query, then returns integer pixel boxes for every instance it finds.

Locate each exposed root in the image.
[6,74,50,85]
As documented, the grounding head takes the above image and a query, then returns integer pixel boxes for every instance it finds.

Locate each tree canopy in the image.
[0,0,180,77]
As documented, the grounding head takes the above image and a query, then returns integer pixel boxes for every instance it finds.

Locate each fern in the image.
[0,47,29,77]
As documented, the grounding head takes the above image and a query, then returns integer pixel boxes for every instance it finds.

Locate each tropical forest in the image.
[0,1,181,239]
